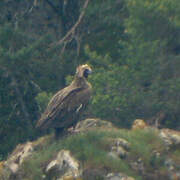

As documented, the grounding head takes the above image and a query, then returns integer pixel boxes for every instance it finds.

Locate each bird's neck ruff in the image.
[71,76,89,88]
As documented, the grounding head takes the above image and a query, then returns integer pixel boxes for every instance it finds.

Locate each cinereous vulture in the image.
[36,64,92,136]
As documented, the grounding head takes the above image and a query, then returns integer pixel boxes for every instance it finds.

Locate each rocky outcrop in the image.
[164,158,180,180]
[0,118,180,180]
[131,119,180,149]
[160,129,180,180]
[74,118,114,132]
[4,142,34,174]
[0,135,52,179]
[159,128,180,148]
[45,150,81,180]
[131,119,180,179]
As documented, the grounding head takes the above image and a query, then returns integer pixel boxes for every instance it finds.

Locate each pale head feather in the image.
[76,64,92,78]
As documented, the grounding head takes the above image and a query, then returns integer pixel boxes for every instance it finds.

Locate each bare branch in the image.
[54,0,90,47]
[8,103,18,120]
[44,0,60,15]
[29,0,38,13]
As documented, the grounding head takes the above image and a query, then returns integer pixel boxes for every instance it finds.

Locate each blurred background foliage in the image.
[0,0,179,159]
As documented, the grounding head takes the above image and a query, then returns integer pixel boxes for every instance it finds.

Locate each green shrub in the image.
[35,92,53,112]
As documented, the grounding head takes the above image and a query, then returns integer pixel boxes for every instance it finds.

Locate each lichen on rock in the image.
[108,138,130,159]
[132,119,148,130]
[46,150,81,180]
[74,118,114,132]
[159,128,180,148]
[4,142,34,174]
[105,172,135,180]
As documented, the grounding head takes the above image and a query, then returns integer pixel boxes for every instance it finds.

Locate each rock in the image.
[164,158,180,180]
[132,119,148,130]
[159,128,180,148]
[0,135,52,179]
[130,158,145,174]
[46,150,81,179]
[0,161,4,172]
[105,172,135,180]
[164,158,175,171]
[4,142,34,174]
[111,146,127,159]
[132,119,147,130]
[109,138,130,159]
[108,152,120,159]
[112,138,130,150]
[74,118,114,132]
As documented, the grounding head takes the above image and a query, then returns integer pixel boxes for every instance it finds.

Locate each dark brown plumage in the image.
[36,64,92,136]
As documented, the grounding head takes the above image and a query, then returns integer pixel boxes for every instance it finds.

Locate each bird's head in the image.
[75,64,92,79]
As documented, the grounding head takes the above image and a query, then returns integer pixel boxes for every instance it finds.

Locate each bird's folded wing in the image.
[36,87,83,128]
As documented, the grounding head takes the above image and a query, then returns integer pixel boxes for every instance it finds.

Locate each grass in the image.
[170,148,180,168]
[20,127,166,180]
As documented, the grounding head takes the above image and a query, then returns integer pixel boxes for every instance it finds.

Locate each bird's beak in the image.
[87,69,92,74]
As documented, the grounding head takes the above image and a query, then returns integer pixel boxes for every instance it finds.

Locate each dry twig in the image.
[54,0,90,47]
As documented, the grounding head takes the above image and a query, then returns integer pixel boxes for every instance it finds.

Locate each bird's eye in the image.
[83,69,92,78]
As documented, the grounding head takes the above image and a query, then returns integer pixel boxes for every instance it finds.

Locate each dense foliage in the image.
[0,0,179,159]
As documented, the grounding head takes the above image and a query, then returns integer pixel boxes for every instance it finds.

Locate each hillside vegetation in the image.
[0,0,180,161]
[0,119,180,180]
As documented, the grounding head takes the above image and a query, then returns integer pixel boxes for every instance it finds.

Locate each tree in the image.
[87,0,180,129]
[0,0,180,160]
